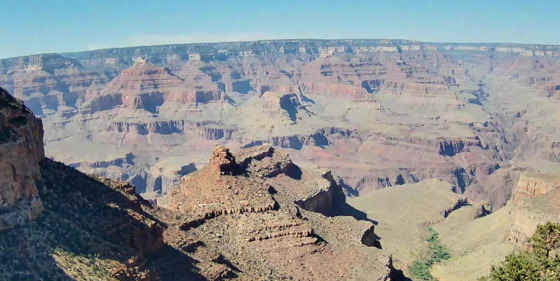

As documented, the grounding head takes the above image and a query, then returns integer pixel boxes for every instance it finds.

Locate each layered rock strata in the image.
[3,39,560,213]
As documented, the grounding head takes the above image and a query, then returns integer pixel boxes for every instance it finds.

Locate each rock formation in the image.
[512,172,560,203]
[424,169,560,281]
[506,171,560,246]
[165,144,347,220]
[160,144,396,280]
[1,41,557,217]
[0,87,44,230]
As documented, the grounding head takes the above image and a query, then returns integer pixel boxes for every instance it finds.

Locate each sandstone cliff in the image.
[507,171,560,246]
[0,99,406,280]
[0,87,44,230]
[428,170,560,281]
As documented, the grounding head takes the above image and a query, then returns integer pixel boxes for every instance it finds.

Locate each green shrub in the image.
[410,227,451,280]
[480,222,560,281]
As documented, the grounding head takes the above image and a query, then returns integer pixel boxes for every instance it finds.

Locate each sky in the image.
[1,0,559,58]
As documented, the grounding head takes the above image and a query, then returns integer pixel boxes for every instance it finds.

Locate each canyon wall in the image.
[2,39,560,210]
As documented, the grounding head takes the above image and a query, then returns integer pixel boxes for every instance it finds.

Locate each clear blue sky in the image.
[1,0,559,58]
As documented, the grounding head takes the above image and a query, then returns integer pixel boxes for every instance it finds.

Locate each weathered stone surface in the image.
[0,87,44,231]
[512,172,560,203]
[506,172,560,246]
[0,87,399,279]
[208,144,237,175]
[160,144,392,280]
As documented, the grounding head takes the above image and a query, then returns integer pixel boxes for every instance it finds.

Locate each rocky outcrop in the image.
[235,144,294,177]
[384,255,408,281]
[442,198,469,218]
[0,88,44,231]
[167,144,347,218]
[110,120,183,135]
[235,144,346,216]
[81,62,226,114]
[439,139,467,157]
[2,158,166,281]
[236,127,355,150]
[166,145,280,228]
[263,91,306,122]
[369,133,481,156]
[293,170,346,216]
[161,144,391,279]
[512,172,560,204]
[0,85,397,280]
[92,177,165,255]
[506,172,560,246]
[208,144,237,174]
[197,125,235,140]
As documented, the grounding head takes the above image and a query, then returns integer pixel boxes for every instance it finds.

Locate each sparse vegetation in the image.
[0,159,158,280]
[410,227,451,281]
[480,222,560,281]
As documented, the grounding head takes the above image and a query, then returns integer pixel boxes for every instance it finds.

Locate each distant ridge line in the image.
[1,38,560,61]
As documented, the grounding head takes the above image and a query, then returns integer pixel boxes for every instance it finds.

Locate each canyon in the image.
[1,39,560,280]
[2,40,559,211]
[0,87,401,280]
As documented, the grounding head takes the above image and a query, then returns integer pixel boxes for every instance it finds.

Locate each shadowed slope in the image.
[0,158,205,281]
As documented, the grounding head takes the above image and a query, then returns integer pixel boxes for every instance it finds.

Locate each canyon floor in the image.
[1,39,560,280]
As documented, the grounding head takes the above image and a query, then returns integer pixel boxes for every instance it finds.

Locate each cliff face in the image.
[512,172,560,203]
[0,87,44,231]
[507,172,560,246]
[0,158,167,280]
[235,144,346,216]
